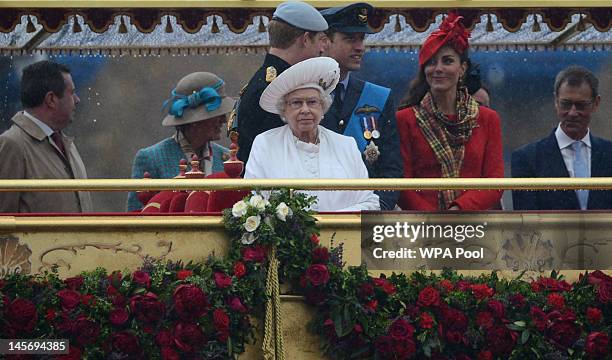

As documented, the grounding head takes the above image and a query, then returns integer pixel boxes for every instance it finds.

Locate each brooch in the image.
[364,141,380,164]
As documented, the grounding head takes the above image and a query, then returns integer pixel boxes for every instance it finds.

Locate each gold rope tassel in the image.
[262,246,285,360]
[532,14,541,32]
[26,16,36,33]
[72,15,82,33]
[211,16,220,34]
[576,14,586,32]
[486,14,494,32]
[165,16,174,33]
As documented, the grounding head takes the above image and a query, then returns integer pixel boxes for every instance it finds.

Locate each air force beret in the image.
[273,1,328,32]
[320,2,374,34]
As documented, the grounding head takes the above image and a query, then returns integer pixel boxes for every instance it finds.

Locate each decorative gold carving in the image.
[0,235,32,279]
[501,231,554,272]
[38,240,173,272]
[560,235,612,269]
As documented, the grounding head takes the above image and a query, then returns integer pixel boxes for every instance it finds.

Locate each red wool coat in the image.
[396,106,504,210]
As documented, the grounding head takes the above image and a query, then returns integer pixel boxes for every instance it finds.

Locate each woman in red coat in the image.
[396,13,503,211]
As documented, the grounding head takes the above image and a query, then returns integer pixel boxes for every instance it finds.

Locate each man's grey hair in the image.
[276,87,332,122]
[554,65,599,99]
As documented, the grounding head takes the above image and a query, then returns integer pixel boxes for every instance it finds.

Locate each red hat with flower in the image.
[418,12,471,66]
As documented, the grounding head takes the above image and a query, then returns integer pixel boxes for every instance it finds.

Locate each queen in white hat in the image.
[245,57,379,211]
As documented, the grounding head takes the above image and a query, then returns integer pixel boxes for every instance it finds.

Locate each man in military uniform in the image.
[320,3,403,210]
[232,1,328,165]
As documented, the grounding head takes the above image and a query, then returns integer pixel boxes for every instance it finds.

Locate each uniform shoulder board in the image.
[227,93,242,133]
[265,66,277,83]
[228,83,248,134]
[238,83,248,97]
[227,108,237,133]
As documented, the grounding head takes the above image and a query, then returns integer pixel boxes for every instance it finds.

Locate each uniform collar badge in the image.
[266,66,277,82]
[358,8,368,23]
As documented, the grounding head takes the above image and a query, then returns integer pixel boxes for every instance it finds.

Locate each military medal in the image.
[370,116,380,139]
[362,118,372,140]
[364,141,380,164]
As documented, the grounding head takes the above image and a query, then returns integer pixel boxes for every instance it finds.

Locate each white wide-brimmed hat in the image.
[259,57,340,115]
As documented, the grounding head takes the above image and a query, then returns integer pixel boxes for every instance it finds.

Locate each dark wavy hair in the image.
[398,47,470,110]
[464,59,482,95]
[21,60,71,108]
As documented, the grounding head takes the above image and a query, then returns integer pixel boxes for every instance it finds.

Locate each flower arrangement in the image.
[1,258,258,359]
[309,268,610,359]
[1,190,610,359]
[223,189,325,283]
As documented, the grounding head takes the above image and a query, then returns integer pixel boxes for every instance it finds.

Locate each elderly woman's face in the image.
[283,88,324,136]
[424,46,467,94]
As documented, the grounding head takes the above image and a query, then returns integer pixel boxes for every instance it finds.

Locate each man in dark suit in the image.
[512,65,612,210]
[231,1,328,166]
[319,3,403,210]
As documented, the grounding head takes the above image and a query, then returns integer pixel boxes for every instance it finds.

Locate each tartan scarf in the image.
[415,87,480,210]
[173,131,213,176]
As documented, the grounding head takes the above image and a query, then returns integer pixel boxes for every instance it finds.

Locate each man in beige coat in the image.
[0,60,92,213]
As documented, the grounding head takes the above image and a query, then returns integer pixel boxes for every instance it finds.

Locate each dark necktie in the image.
[331,83,345,115]
[51,132,66,157]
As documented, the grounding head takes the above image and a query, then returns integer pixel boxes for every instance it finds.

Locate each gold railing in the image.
[1,177,612,191]
[3,213,612,231]
[0,214,364,230]
[1,177,611,230]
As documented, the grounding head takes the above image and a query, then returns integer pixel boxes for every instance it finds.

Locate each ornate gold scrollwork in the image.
[38,240,173,272]
[0,235,32,279]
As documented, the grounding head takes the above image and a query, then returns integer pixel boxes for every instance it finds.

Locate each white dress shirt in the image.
[23,111,54,137]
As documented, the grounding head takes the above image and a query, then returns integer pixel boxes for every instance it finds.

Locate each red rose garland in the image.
[0,190,610,359]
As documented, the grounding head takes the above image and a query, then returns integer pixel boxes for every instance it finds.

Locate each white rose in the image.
[249,195,267,211]
[240,232,256,245]
[275,202,292,222]
[232,200,248,218]
[244,215,261,232]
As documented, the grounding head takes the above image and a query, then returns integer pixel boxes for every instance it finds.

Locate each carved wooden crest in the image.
[501,231,554,272]
[0,235,32,279]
